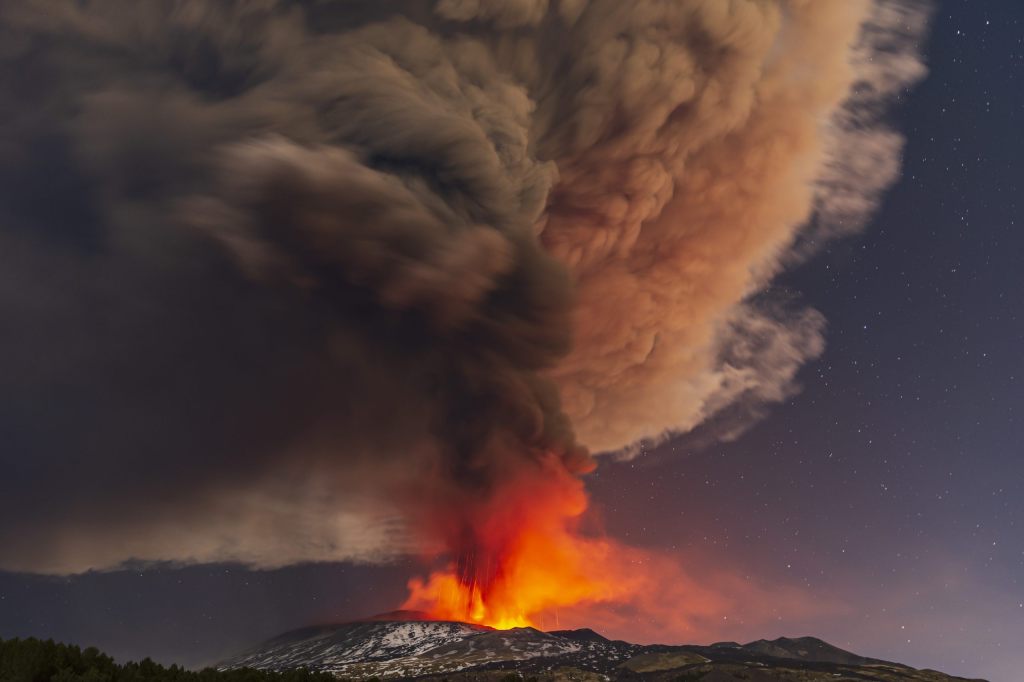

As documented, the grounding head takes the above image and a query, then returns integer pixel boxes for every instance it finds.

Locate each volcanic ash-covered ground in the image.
[218,616,984,681]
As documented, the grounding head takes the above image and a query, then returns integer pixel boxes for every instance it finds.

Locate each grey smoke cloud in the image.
[0,0,928,573]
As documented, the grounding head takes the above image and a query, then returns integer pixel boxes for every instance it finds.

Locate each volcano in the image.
[218,616,983,681]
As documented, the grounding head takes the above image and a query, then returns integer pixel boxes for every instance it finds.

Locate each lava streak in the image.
[400,454,832,641]
[401,455,633,630]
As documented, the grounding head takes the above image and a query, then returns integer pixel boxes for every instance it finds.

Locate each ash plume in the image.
[0,0,928,574]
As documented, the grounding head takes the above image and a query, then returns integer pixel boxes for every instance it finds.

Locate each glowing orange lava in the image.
[401,455,638,630]
[401,457,839,640]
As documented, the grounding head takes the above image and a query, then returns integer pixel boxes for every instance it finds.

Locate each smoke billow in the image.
[0,0,927,574]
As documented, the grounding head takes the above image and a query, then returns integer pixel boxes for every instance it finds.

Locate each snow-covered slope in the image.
[221,620,489,674]
[219,619,979,681]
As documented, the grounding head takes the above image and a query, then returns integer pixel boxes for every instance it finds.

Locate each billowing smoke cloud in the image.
[544,0,930,453]
[0,0,927,574]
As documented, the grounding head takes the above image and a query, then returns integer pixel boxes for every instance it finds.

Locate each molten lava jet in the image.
[402,455,637,630]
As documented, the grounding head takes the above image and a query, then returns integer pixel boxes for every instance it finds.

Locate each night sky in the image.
[1,2,1022,682]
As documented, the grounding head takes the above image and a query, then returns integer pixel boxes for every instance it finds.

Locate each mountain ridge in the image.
[219,617,986,681]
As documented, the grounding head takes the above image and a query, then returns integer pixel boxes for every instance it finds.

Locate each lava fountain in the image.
[401,454,638,629]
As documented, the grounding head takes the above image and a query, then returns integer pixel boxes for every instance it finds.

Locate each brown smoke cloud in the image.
[541,0,930,453]
[0,0,928,574]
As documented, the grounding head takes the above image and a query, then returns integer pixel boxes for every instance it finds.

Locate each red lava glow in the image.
[401,456,843,639]
[401,455,642,630]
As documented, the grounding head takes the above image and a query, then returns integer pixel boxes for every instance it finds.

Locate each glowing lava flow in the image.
[401,456,634,630]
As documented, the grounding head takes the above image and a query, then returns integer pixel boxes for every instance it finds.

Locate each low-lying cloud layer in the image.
[0,0,928,574]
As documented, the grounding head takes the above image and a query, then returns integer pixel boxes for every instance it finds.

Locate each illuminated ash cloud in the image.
[536,0,931,453]
[0,0,928,574]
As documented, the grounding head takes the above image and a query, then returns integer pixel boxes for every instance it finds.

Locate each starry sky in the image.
[1,2,1022,682]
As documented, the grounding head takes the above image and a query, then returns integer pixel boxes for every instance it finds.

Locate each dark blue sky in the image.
[1,2,1021,681]
[592,3,1024,677]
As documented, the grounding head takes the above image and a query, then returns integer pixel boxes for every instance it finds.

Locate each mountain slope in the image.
[740,635,883,665]
[219,618,985,681]
[224,620,491,674]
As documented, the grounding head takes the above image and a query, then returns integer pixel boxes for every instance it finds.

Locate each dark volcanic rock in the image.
[741,635,882,665]
[219,618,985,681]
[549,628,610,643]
